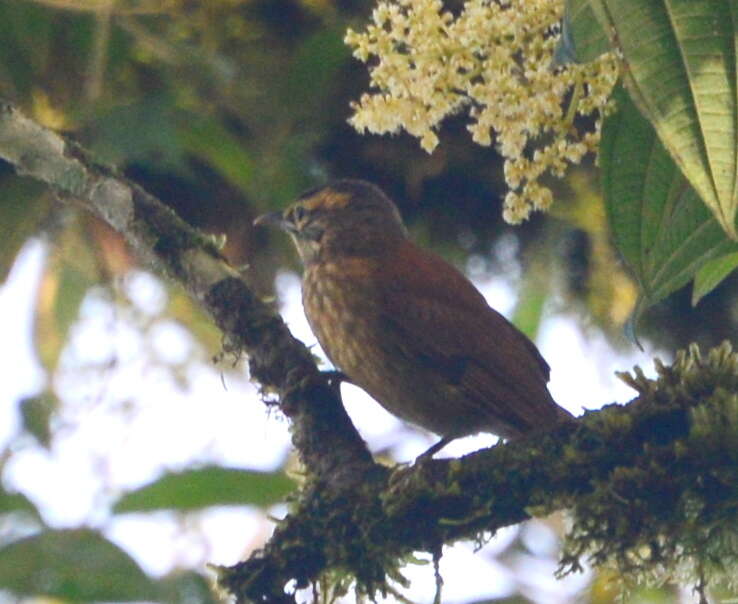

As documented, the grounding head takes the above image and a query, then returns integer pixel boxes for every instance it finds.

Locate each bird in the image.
[255,179,573,456]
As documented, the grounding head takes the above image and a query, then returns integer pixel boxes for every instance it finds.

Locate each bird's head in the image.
[254,180,408,265]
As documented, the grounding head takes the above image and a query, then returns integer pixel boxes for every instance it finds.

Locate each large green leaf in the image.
[112,466,295,513]
[0,529,159,602]
[593,0,738,238]
[601,86,738,310]
[553,0,611,66]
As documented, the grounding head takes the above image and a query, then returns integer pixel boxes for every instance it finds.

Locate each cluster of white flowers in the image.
[345,0,620,223]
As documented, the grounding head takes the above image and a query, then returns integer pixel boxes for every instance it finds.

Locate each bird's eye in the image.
[292,206,308,223]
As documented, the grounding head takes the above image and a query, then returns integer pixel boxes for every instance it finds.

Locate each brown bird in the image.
[255,180,573,455]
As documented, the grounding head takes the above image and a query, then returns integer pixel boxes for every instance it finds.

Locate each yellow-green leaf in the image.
[511,260,549,340]
[692,251,738,306]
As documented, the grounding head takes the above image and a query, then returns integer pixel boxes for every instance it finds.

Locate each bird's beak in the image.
[253,211,288,230]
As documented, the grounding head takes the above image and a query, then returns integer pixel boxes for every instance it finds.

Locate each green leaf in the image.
[600,86,738,311]
[0,486,42,522]
[20,392,56,448]
[511,285,545,341]
[177,115,256,199]
[692,251,738,306]
[112,466,295,513]
[0,177,50,284]
[553,0,611,66]
[0,529,159,602]
[592,0,738,238]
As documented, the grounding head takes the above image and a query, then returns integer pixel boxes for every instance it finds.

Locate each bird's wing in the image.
[379,240,559,434]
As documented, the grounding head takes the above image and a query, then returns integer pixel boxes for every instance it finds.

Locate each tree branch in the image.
[0,101,374,487]
[2,102,737,603]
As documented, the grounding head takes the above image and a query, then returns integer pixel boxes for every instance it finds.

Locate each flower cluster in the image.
[345,0,620,223]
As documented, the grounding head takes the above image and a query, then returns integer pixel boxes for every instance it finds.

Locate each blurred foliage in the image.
[19,391,56,448]
[0,175,50,282]
[0,484,42,522]
[0,529,160,602]
[0,0,736,603]
[112,466,295,513]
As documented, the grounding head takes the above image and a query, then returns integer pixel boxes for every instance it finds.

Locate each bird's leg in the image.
[322,370,351,399]
[415,436,454,463]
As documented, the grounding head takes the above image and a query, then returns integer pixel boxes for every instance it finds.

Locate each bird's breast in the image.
[302,260,393,391]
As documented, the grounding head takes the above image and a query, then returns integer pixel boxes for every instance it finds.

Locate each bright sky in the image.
[0,239,663,603]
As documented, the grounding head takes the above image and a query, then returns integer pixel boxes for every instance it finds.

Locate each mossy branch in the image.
[218,343,738,602]
[1,103,737,603]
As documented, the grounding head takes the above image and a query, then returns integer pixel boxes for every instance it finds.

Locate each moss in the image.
[560,341,738,596]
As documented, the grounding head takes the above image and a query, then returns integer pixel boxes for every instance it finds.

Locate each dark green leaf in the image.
[177,115,256,199]
[553,0,611,66]
[0,529,159,602]
[692,251,738,306]
[20,392,56,448]
[600,86,738,312]
[113,466,295,513]
[593,0,738,238]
